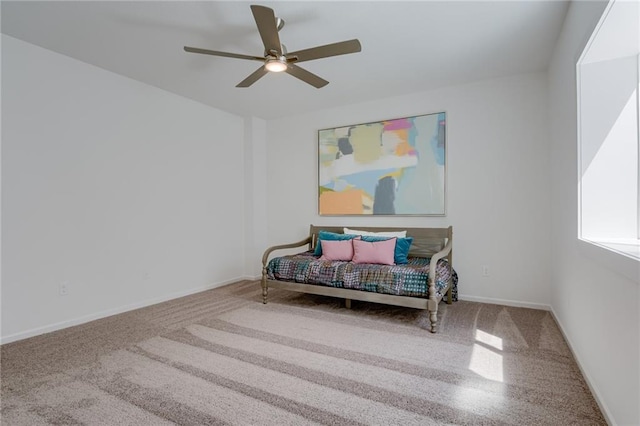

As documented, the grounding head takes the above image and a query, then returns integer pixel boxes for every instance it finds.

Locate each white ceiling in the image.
[1,1,569,119]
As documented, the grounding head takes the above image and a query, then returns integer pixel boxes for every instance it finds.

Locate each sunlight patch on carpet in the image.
[469,330,504,382]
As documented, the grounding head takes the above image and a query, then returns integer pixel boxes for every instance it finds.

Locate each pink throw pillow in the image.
[352,237,396,265]
[319,238,358,261]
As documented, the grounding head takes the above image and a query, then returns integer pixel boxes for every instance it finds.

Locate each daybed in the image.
[261,225,456,333]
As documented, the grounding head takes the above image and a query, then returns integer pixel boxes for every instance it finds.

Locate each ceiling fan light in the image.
[265,58,287,72]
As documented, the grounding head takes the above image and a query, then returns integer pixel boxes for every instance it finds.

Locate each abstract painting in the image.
[318,112,446,216]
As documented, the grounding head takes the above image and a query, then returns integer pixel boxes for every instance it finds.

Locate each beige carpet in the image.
[1,280,605,425]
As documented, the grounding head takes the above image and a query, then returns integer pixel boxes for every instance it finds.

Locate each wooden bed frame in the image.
[261,225,453,333]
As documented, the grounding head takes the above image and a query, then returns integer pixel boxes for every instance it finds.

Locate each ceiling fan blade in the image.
[236,66,269,88]
[250,5,282,55]
[184,46,264,61]
[285,64,329,88]
[287,39,361,63]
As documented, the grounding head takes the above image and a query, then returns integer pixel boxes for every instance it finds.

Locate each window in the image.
[577,0,640,260]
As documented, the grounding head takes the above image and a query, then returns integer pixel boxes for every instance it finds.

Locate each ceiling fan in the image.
[184,4,362,88]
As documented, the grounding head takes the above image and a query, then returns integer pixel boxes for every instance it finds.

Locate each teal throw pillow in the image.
[314,231,359,256]
[361,236,414,264]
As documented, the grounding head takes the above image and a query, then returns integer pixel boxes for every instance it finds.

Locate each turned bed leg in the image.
[429,311,438,333]
[427,276,439,333]
[261,267,268,304]
[428,300,438,333]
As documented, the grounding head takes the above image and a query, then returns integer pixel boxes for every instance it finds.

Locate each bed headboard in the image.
[308,225,453,260]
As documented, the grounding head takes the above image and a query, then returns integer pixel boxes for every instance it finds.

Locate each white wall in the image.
[547,1,640,425]
[1,35,246,342]
[243,116,268,277]
[266,72,552,309]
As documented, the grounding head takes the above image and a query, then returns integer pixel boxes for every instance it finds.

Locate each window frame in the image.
[576,0,640,263]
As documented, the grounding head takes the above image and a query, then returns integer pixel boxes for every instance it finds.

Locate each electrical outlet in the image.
[482,265,490,277]
[143,272,150,281]
[59,281,69,296]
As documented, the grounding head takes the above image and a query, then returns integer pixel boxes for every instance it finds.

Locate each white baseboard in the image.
[549,307,615,426]
[457,294,551,311]
[0,276,252,345]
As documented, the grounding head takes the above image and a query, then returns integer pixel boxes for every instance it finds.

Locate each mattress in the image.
[266,251,458,301]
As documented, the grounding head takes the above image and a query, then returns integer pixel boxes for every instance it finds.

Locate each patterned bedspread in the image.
[266,251,458,301]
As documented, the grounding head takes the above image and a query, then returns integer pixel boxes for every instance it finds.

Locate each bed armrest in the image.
[429,240,451,284]
[261,236,313,267]
[427,238,452,322]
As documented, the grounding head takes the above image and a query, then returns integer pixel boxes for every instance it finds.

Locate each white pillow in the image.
[343,227,407,238]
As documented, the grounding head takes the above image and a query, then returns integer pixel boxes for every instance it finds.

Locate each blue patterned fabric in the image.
[266,251,458,301]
